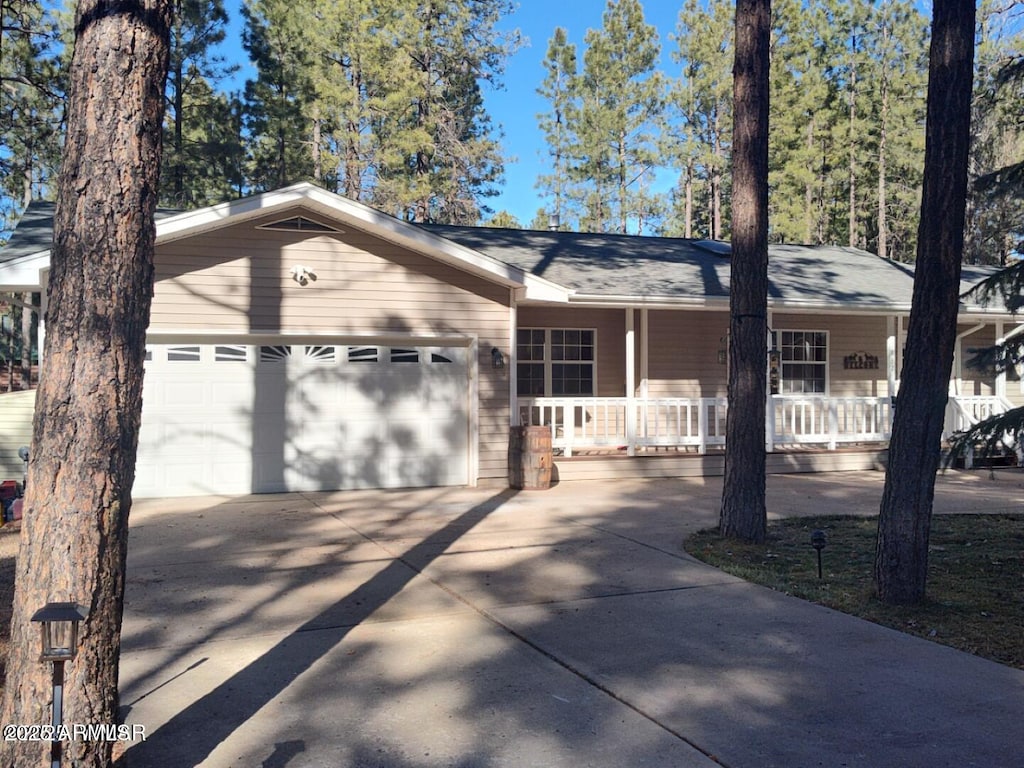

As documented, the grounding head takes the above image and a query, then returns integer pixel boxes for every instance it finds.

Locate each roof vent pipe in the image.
[548,213,560,232]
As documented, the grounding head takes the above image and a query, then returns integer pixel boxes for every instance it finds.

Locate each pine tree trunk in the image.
[721,0,769,543]
[878,79,889,260]
[684,163,694,239]
[312,110,322,183]
[618,134,628,234]
[805,121,814,243]
[711,113,723,239]
[0,0,171,764]
[875,0,974,605]
[848,58,857,248]
[172,61,184,205]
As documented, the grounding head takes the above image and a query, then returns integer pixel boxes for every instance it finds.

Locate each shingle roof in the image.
[2,202,1008,313]
[1,202,56,262]
[1,201,181,262]
[420,224,1004,311]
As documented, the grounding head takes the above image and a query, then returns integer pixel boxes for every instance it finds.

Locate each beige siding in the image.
[773,313,890,397]
[956,323,997,398]
[150,211,512,484]
[152,216,509,334]
[516,307,627,396]
[646,310,729,398]
[0,390,34,480]
[518,309,892,400]
[609,310,892,399]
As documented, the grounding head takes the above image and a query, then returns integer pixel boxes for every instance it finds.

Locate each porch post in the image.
[886,315,897,398]
[765,309,774,452]
[508,294,518,426]
[640,308,649,398]
[953,322,986,396]
[995,320,1005,399]
[38,269,48,367]
[625,308,636,457]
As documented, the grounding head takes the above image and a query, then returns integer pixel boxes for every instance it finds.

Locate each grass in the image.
[685,513,1024,670]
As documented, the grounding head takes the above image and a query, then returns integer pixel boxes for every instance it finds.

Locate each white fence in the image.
[769,396,894,450]
[520,395,900,456]
[944,395,1012,439]
[944,395,1017,467]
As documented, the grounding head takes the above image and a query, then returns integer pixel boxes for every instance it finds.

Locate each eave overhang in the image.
[0,183,571,301]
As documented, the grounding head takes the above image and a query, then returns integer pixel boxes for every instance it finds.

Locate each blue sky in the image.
[220,1,683,225]
[484,1,683,224]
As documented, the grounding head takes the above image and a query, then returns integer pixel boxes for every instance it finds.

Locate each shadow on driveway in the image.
[123,489,518,767]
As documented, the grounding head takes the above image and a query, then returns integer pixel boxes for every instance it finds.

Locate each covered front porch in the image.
[519,393,1012,456]
[510,303,1022,474]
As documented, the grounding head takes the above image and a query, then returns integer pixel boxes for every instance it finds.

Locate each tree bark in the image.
[0,0,171,764]
[875,0,974,605]
[711,109,723,240]
[877,77,889,260]
[848,48,857,248]
[720,0,770,543]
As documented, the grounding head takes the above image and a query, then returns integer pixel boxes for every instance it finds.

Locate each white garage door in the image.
[134,341,470,497]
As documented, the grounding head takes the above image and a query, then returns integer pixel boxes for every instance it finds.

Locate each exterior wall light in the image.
[290,265,317,285]
[31,601,87,768]
[491,347,505,370]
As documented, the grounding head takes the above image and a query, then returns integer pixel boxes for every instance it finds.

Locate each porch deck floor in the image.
[555,443,890,459]
[545,442,894,481]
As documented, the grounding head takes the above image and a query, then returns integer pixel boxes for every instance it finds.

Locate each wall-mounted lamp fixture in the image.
[290,265,318,286]
[491,347,505,370]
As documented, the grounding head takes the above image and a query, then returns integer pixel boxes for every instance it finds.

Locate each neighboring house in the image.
[0,183,1017,497]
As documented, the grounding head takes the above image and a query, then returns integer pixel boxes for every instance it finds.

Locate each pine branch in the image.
[947,407,1024,463]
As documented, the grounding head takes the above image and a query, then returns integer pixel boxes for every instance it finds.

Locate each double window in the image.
[517,328,595,396]
[777,330,828,394]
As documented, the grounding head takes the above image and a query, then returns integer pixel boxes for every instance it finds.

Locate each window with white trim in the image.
[516,328,595,396]
[777,330,828,394]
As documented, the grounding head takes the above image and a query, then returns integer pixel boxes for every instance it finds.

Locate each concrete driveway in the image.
[118,470,1024,768]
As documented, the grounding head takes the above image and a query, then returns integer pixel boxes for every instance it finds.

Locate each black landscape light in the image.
[32,601,87,768]
[810,529,828,579]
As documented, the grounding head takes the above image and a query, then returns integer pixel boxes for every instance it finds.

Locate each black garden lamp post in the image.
[810,529,828,579]
[31,601,87,768]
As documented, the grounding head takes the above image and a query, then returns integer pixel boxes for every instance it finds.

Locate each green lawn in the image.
[685,513,1024,670]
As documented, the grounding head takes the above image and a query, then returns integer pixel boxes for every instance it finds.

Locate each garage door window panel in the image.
[260,345,293,362]
[305,345,336,363]
[215,345,248,362]
[167,345,201,362]
[348,346,379,363]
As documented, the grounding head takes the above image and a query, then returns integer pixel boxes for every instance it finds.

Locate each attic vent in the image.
[259,216,341,233]
[693,240,732,257]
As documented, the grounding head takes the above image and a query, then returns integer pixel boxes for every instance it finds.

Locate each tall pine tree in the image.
[572,0,664,234]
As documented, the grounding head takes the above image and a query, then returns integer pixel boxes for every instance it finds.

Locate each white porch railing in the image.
[769,395,894,450]
[944,394,1016,468]
[944,395,1012,439]
[519,395,894,457]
